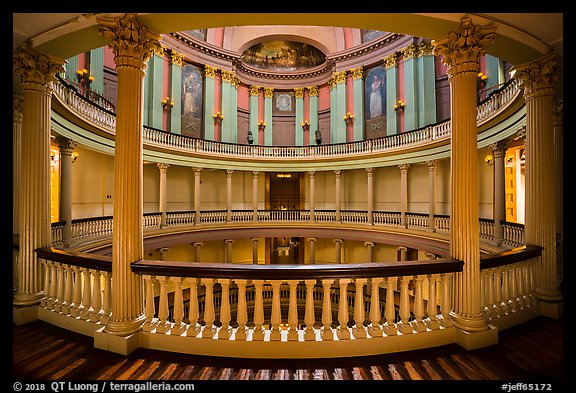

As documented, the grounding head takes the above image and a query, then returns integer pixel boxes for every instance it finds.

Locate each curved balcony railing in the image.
[50,210,525,250]
[52,76,522,162]
[34,243,541,358]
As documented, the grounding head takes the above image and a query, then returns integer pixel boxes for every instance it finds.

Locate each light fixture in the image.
[161,96,174,108]
[301,120,310,132]
[277,173,292,178]
[343,112,354,125]
[485,155,494,165]
[72,151,79,163]
[393,100,405,112]
[213,111,224,123]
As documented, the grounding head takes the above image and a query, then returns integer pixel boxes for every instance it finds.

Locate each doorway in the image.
[265,172,304,264]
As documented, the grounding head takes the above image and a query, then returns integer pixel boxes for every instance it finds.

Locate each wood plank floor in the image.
[13,317,564,384]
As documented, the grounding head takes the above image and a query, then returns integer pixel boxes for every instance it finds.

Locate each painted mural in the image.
[365,66,386,120]
[181,64,203,137]
[241,40,326,71]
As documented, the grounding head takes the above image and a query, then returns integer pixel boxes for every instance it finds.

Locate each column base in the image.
[13,304,39,325]
[539,300,563,319]
[454,324,498,350]
[94,326,140,355]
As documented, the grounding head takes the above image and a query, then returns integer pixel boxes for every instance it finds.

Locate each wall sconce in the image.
[161,96,174,109]
[301,120,310,132]
[343,112,354,125]
[72,151,79,163]
[50,150,59,162]
[213,111,224,124]
[485,154,494,165]
[257,120,266,131]
[477,72,488,82]
[394,100,405,112]
[505,154,514,166]
[76,68,94,85]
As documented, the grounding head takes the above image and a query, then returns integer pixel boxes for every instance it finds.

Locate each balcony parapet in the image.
[51,76,522,169]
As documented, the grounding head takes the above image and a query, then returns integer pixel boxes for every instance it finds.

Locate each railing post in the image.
[218,279,232,340]
[142,275,157,332]
[412,275,427,332]
[439,273,453,327]
[426,274,440,330]
[70,266,82,318]
[79,268,92,320]
[287,280,299,341]
[383,276,398,335]
[89,270,102,322]
[304,279,316,340]
[337,279,350,339]
[398,276,413,334]
[171,277,186,335]
[252,279,265,341]
[234,279,248,341]
[352,278,367,338]
[156,276,170,334]
[369,277,383,337]
[270,280,282,341]
[186,277,201,337]
[321,279,334,340]
[201,278,216,339]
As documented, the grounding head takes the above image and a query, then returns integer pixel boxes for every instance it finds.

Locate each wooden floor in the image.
[13,317,564,384]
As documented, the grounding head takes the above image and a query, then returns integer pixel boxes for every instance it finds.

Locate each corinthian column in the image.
[56,136,78,247]
[13,45,65,324]
[513,52,563,318]
[432,18,497,347]
[97,14,161,341]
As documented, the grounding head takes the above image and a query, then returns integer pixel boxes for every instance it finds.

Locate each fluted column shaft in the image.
[398,164,409,227]
[309,171,316,222]
[334,170,341,222]
[56,136,78,246]
[226,169,233,222]
[366,168,374,224]
[13,94,23,237]
[98,13,161,336]
[490,142,508,245]
[426,160,437,231]
[433,18,495,332]
[252,171,259,221]
[13,45,65,311]
[194,167,202,224]
[157,163,169,227]
[514,52,563,306]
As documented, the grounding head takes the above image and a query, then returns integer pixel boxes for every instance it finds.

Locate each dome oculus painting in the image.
[241,40,326,71]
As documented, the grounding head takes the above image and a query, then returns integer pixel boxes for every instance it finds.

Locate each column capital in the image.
[333,239,343,244]
[513,52,562,100]
[398,163,410,171]
[308,171,316,178]
[226,169,234,176]
[193,242,204,248]
[365,167,374,175]
[489,141,510,158]
[249,85,261,96]
[426,160,438,168]
[98,13,162,71]
[156,247,170,253]
[55,136,78,155]
[193,167,203,174]
[294,87,305,98]
[13,44,66,93]
[156,162,170,172]
[334,169,341,176]
[307,237,317,242]
[263,87,274,98]
[225,239,235,244]
[252,170,259,177]
[432,18,496,78]
[364,241,375,247]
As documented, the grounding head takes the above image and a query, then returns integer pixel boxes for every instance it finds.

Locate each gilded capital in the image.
[98,13,162,71]
[169,50,184,66]
[513,52,562,99]
[249,85,261,96]
[204,64,217,78]
[383,52,398,69]
[264,87,274,98]
[13,44,66,92]
[351,66,363,80]
[55,135,78,155]
[334,71,347,84]
[432,18,496,78]
[308,85,319,97]
[294,88,304,99]
[401,43,420,60]
[221,70,236,84]
[157,162,170,172]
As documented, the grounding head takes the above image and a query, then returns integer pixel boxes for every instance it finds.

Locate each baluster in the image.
[269,280,282,341]
[321,279,334,340]
[484,269,496,318]
[337,279,350,339]
[398,276,413,334]
[171,277,186,335]
[287,280,299,341]
[89,270,102,322]
[79,268,92,320]
[201,278,216,339]
[234,280,248,340]
[516,265,527,309]
[501,269,511,314]
[369,277,383,337]
[47,262,58,310]
[70,266,82,317]
[101,271,112,324]
[439,273,453,327]
[383,276,398,335]
[252,279,265,341]
[54,263,65,312]
[426,274,440,330]
[412,275,427,332]
[218,279,231,340]
[304,279,316,340]
[186,278,201,337]
[353,278,367,338]
[492,268,503,317]
[156,276,170,333]
[142,275,157,332]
